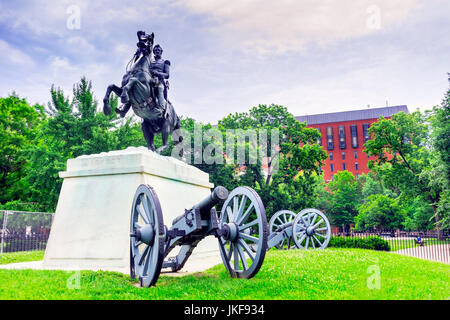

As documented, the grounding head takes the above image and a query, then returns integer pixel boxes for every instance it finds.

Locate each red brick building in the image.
[295,106,409,181]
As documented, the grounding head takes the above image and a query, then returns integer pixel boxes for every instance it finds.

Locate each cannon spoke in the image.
[239,239,255,262]
[235,195,247,222]
[138,245,150,265]
[238,218,258,231]
[313,235,323,247]
[239,233,259,243]
[233,245,240,271]
[140,194,154,224]
[226,206,233,224]
[237,203,254,225]
[310,213,318,226]
[136,204,149,224]
[237,243,248,270]
[312,218,324,230]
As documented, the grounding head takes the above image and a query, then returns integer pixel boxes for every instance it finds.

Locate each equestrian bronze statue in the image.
[103,31,181,153]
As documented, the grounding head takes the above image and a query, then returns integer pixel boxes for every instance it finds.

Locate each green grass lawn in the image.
[0,250,45,265]
[0,248,448,300]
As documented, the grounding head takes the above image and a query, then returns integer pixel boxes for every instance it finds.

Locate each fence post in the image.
[0,211,8,255]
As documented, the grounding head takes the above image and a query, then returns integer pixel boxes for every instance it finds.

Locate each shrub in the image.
[328,235,390,251]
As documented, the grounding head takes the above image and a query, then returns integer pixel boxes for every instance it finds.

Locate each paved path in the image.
[393,243,449,264]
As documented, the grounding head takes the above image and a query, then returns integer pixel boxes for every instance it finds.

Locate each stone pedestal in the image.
[43,147,222,274]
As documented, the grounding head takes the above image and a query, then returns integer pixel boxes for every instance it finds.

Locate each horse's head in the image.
[136,31,154,58]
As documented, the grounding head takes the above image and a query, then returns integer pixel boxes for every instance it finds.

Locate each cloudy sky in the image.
[0,0,448,123]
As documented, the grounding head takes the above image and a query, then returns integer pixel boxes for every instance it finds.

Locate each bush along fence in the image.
[330,230,450,263]
[0,210,54,254]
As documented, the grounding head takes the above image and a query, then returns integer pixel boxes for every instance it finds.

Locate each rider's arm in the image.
[153,60,170,79]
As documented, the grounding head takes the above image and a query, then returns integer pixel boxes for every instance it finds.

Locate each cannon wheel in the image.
[269,210,297,249]
[218,186,268,279]
[292,208,331,250]
[130,184,165,287]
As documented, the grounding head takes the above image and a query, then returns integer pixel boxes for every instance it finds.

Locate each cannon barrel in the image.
[193,186,228,217]
[172,186,228,225]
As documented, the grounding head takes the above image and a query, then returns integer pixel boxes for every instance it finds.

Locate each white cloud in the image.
[0,39,35,67]
[181,0,418,54]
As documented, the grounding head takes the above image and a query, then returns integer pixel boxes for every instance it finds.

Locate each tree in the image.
[403,196,434,230]
[325,171,362,231]
[423,77,450,229]
[217,104,328,218]
[0,94,45,203]
[364,110,443,229]
[355,194,406,231]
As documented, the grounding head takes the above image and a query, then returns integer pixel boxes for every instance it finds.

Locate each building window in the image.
[350,125,358,148]
[354,151,358,159]
[330,163,334,172]
[341,152,345,160]
[343,163,346,170]
[326,127,334,150]
[363,123,370,143]
[338,126,346,149]
[355,162,359,171]
[316,128,322,146]
[329,153,333,161]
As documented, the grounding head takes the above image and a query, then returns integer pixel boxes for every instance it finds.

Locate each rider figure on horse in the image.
[150,44,170,118]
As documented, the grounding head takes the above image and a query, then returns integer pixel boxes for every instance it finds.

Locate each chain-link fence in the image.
[0,210,54,254]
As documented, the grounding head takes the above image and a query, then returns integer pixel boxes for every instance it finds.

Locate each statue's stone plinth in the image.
[43,147,222,274]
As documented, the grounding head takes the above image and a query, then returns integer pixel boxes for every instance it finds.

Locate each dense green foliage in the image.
[0,95,45,204]
[323,171,362,230]
[1,249,448,299]
[355,195,406,231]
[363,89,450,231]
[0,76,448,234]
[328,236,390,251]
[217,104,328,218]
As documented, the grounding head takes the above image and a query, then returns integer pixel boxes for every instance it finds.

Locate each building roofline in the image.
[295,105,409,125]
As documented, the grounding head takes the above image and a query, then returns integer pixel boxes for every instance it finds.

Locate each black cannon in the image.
[129,184,268,287]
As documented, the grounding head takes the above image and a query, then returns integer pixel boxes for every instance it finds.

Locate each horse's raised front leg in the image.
[142,120,155,151]
[121,77,138,104]
[103,84,122,115]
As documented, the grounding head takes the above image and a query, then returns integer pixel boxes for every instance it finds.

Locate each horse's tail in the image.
[174,116,183,144]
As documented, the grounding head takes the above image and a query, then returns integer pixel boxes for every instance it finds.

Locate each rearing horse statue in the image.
[103,31,181,154]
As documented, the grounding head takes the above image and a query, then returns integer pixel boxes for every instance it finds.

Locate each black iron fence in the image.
[0,210,54,254]
[330,230,450,264]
